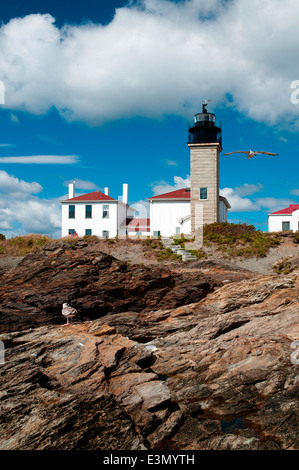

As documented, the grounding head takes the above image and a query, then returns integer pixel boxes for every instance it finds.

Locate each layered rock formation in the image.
[0,241,203,333]
[0,240,298,450]
[0,239,250,334]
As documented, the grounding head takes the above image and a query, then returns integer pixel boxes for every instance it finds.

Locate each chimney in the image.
[123,183,128,205]
[104,187,109,196]
[68,181,75,199]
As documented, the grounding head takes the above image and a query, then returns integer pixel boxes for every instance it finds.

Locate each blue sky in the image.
[0,0,299,237]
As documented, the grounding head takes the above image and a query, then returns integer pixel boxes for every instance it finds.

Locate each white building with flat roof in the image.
[268,204,299,232]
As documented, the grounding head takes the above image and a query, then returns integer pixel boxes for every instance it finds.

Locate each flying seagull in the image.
[223,150,278,160]
[62,302,78,325]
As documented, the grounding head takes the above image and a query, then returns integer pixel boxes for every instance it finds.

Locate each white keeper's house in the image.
[268,204,299,232]
[60,103,231,238]
[60,183,136,238]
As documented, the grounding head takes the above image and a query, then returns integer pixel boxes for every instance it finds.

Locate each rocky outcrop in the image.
[0,239,253,334]
[0,271,298,450]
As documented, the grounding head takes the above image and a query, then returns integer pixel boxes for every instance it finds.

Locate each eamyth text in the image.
[103,454,195,467]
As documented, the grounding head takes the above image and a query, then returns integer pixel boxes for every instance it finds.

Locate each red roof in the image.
[63,190,116,202]
[126,218,150,232]
[148,188,191,200]
[270,204,299,215]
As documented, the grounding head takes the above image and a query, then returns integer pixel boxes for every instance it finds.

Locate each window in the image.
[103,205,109,219]
[176,227,181,235]
[85,229,92,236]
[68,229,75,236]
[102,230,109,238]
[85,205,92,219]
[69,205,75,218]
[200,188,208,200]
[282,221,290,231]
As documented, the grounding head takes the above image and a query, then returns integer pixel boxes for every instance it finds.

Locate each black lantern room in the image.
[188,102,222,146]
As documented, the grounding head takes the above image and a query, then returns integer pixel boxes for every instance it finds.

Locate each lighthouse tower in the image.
[187,101,222,234]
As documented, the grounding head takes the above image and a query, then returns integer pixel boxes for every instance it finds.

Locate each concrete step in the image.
[182,254,197,261]
[161,239,197,262]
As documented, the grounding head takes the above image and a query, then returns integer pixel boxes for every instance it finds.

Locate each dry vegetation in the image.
[202,222,282,258]
[162,223,299,260]
[141,238,182,261]
[0,223,298,262]
[0,234,52,257]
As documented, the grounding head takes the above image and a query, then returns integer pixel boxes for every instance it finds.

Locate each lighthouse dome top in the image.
[193,100,216,124]
[188,101,222,145]
[193,112,216,124]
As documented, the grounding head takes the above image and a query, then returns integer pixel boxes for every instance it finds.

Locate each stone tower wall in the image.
[189,142,221,233]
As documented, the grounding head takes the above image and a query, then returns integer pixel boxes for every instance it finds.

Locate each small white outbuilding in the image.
[268,204,299,232]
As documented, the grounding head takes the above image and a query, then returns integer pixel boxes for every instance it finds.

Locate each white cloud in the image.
[220,187,260,212]
[151,175,190,196]
[63,178,99,190]
[0,155,79,164]
[0,170,60,237]
[256,197,294,213]
[9,198,61,233]
[233,183,264,197]
[165,159,178,166]
[290,189,299,196]
[0,1,299,125]
[221,184,295,213]
[0,170,42,195]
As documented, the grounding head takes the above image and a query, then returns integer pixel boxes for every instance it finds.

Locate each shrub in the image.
[142,239,163,250]
[0,234,51,256]
[290,231,299,244]
[157,248,182,261]
[106,238,116,244]
[202,222,281,258]
[189,249,208,260]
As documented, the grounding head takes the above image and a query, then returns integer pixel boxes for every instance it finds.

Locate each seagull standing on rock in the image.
[223,150,278,159]
[62,303,78,325]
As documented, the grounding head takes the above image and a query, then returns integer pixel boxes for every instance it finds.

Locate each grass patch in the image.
[142,238,182,261]
[156,247,182,262]
[202,222,281,258]
[290,231,299,244]
[273,256,299,274]
[0,234,52,257]
[188,248,208,260]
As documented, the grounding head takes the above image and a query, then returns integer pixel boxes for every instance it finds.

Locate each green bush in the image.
[157,247,182,261]
[202,222,281,258]
[142,239,163,250]
[291,231,299,244]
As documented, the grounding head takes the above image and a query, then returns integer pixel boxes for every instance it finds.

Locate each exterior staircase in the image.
[161,238,197,262]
